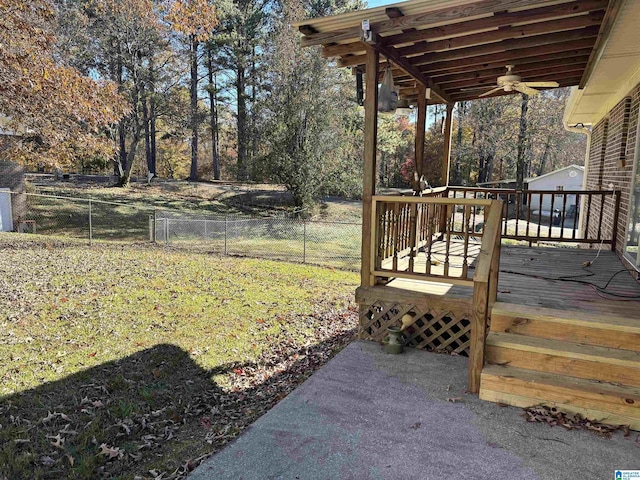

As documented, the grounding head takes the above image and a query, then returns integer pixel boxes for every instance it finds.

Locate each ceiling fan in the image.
[479,65,559,97]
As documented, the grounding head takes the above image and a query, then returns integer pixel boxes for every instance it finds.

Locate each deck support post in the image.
[470,279,488,393]
[361,46,379,287]
[415,85,427,192]
[441,103,454,187]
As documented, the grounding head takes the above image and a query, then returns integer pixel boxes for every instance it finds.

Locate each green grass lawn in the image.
[0,233,359,479]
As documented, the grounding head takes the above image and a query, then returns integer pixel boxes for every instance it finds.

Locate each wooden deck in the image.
[386,244,640,318]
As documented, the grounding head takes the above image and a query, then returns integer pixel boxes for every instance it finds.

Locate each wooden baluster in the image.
[503,195,509,236]
[426,203,433,275]
[537,193,543,240]
[560,193,568,240]
[408,203,417,273]
[572,193,579,239]
[585,194,592,240]
[525,192,532,239]
[444,204,452,277]
[597,193,605,242]
[549,191,556,238]
[515,191,521,236]
[462,204,471,278]
[472,191,477,228]
[392,203,400,271]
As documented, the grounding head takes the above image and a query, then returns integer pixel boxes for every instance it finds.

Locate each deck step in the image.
[485,332,640,388]
[490,302,640,351]
[480,364,640,430]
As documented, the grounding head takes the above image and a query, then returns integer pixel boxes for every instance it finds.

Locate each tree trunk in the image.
[206,48,220,180]
[454,101,465,185]
[516,93,529,190]
[142,83,152,177]
[149,56,157,177]
[115,46,127,177]
[189,35,199,181]
[117,121,143,187]
[250,45,257,179]
[150,93,157,176]
[236,63,247,181]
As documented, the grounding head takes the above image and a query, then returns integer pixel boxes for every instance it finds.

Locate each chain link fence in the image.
[4,192,361,269]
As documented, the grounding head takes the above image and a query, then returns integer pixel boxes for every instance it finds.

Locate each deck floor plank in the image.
[386,244,640,318]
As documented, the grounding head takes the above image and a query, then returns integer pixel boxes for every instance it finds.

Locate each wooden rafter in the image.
[300,0,577,47]
[322,0,607,59]
[364,33,452,103]
[296,0,618,103]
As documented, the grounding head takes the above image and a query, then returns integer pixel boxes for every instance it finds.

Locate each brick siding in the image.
[584,82,640,256]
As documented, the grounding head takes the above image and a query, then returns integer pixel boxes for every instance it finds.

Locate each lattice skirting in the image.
[359,300,474,356]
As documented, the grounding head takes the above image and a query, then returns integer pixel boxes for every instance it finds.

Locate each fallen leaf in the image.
[47,433,64,448]
[87,351,97,358]
[98,443,121,459]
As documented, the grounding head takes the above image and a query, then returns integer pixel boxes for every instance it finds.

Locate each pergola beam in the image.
[339,24,600,68]
[300,0,580,47]
[403,26,600,69]
[321,0,607,58]
[364,33,452,104]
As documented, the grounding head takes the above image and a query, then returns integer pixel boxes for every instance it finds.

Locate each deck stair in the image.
[479,302,640,430]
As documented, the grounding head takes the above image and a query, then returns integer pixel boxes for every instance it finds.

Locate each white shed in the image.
[527,165,584,211]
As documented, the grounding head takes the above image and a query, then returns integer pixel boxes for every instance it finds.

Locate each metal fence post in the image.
[88,199,93,245]
[303,221,306,263]
[165,219,169,245]
[152,210,157,242]
[224,216,228,255]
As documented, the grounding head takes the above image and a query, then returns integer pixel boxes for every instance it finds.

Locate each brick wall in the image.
[0,160,26,228]
[584,82,640,256]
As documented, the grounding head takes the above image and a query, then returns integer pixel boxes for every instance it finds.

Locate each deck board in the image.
[386,245,640,318]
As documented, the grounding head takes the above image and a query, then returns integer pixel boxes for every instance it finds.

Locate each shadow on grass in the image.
[1,330,356,480]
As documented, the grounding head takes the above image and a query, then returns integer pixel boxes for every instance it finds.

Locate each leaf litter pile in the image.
[523,405,634,440]
[0,236,359,479]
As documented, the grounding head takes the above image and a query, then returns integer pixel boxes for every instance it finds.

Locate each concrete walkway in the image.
[190,341,638,480]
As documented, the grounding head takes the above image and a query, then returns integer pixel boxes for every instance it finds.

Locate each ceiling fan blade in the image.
[460,86,494,92]
[478,86,504,97]
[514,83,540,96]
[522,81,559,88]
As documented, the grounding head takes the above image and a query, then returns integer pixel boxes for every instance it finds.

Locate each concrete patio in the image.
[190,341,638,480]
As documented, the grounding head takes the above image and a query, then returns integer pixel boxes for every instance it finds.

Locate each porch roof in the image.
[293,0,622,104]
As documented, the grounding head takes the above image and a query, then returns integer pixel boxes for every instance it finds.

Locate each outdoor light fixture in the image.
[395,97,413,116]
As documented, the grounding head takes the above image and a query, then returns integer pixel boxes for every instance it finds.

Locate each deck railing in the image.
[372,196,496,286]
[447,187,620,249]
[370,194,502,393]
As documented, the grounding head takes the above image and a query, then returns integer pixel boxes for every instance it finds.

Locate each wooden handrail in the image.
[468,200,502,393]
[447,187,619,247]
[373,195,492,206]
